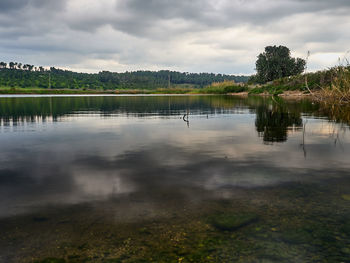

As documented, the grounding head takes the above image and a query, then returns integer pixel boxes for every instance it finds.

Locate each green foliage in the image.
[0,86,246,95]
[249,85,291,96]
[0,62,249,91]
[223,85,248,93]
[319,65,350,103]
[248,87,265,94]
[249,64,350,100]
[195,80,248,94]
[253,45,306,84]
[190,85,247,94]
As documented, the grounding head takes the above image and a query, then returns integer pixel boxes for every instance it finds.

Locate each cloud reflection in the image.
[0,96,349,219]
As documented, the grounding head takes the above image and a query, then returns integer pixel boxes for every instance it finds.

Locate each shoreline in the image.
[0,89,310,96]
[0,93,218,98]
[0,89,329,102]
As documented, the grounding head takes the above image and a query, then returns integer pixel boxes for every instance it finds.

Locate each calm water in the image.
[0,95,350,262]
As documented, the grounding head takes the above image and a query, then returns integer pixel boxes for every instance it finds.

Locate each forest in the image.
[0,62,249,90]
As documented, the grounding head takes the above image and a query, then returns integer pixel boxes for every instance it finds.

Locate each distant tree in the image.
[26,64,34,71]
[253,45,306,83]
[0,61,250,90]
[9,62,15,69]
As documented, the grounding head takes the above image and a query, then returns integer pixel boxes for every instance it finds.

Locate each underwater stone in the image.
[210,213,258,231]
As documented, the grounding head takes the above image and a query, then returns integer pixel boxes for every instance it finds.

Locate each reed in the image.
[210,80,236,88]
[316,66,350,104]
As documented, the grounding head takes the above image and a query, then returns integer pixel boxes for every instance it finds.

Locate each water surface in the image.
[0,95,350,262]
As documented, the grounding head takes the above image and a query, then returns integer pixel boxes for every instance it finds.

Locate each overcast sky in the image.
[0,0,349,74]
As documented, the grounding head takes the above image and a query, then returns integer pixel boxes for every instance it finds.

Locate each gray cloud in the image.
[0,0,66,13]
[0,0,349,74]
[107,0,350,37]
[0,0,28,12]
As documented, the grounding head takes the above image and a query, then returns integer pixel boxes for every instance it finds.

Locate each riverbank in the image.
[0,87,343,104]
[229,90,312,98]
[0,85,247,95]
[249,65,350,103]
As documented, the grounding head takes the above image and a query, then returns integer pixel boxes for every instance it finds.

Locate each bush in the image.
[223,85,248,93]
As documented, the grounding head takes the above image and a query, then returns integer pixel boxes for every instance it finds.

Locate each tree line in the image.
[0,62,45,72]
[0,46,307,90]
[0,62,249,90]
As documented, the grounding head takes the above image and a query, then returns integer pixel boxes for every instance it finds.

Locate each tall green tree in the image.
[254,45,306,83]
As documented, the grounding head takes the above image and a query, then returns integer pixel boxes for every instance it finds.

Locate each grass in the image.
[0,82,249,95]
[194,85,247,94]
[315,66,350,104]
[192,80,248,94]
[249,85,288,96]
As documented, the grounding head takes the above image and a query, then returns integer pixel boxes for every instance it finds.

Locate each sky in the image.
[0,0,349,75]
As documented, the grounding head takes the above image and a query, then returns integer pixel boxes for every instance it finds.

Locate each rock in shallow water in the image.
[210,213,258,231]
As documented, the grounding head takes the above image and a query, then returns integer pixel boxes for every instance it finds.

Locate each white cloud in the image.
[0,0,349,74]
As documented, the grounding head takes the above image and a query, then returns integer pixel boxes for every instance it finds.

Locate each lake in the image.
[0,95,350,262]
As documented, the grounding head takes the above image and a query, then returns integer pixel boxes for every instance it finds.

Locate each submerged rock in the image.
[281,228,313,244]
[210,213,258,231]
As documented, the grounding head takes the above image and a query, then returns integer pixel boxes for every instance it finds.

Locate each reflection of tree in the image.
[0,96,244,125]
[255,104,303,143]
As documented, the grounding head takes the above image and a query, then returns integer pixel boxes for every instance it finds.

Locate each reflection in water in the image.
[255,103,303,143]
[0,95,350,262]
[0,95,250,121]
[0,96,313,139]
[2,95,346,145]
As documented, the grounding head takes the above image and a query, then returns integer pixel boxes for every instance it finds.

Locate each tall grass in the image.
[210,80,236,88]
[197,80,248,94]
[0,85,246,95]
[316,65,350,104]
[248,61,350,102]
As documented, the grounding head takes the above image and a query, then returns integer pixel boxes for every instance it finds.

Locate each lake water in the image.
[0,95,350,262]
